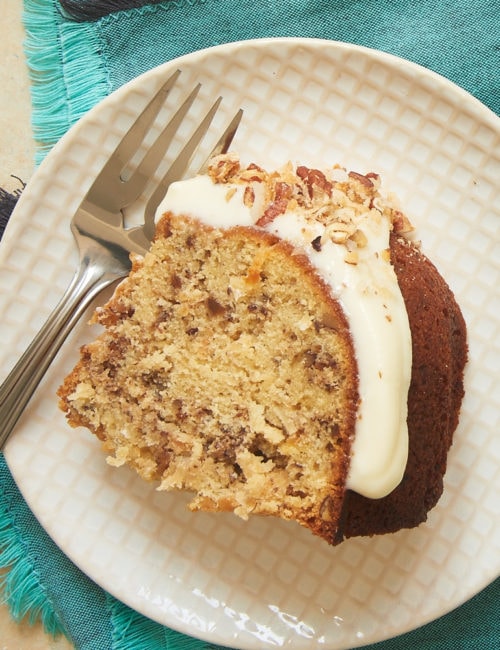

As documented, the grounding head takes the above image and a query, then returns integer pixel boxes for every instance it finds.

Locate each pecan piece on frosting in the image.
[392,210,414,234]
[256,198,288,227]
[348,170,374,188]
[296,166,333,198]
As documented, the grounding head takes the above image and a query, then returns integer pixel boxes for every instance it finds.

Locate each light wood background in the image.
[0,1,72,648]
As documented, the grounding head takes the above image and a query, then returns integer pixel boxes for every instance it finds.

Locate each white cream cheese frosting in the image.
[156,158,413,499]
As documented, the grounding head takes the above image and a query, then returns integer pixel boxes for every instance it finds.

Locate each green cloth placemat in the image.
[1,0,499,648]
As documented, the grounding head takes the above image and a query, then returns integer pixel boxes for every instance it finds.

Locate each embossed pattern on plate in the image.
[1,39,499,649]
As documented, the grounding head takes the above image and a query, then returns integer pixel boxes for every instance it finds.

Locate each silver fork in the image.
[0,70,243,448]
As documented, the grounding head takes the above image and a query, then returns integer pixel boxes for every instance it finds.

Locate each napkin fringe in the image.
[23,0,109,165]
[0,498,63,636]
[107,594,228,650]
[107,591,226,649]
[59,0,164,22]
[108,593,168,650]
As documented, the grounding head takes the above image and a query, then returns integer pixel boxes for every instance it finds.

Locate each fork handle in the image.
[0,258,118,450]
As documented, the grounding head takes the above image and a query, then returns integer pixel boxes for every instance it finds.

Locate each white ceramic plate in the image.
[1,39,499,649]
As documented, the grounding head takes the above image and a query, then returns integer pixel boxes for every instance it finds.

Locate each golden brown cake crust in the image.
[339,235,467,539]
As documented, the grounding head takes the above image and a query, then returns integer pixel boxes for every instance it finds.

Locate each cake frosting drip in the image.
[156,156,413,499]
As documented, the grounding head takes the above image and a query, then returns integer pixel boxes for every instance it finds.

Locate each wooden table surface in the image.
[0,2,72,648]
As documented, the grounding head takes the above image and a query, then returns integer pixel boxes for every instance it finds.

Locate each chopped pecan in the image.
[348,170,374,188]
[208,155,241,183]
[350,228,368,248]
[274,181,293,202]
[206,296,226,316]
[243,185,255,207]
[256,198,288,226]
[344,249,359,265]
[239,163,267,182]
[296,166,333,198]
[392,210,414,234]
[311,235,322,251]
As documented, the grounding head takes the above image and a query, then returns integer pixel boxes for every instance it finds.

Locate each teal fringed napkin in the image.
[1,0,499,648]
[26,0,500,164]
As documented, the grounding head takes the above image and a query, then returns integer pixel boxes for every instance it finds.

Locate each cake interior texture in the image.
[58,214,358,543]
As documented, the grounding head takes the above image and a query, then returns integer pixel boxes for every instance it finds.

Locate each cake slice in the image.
[58,156,467,545]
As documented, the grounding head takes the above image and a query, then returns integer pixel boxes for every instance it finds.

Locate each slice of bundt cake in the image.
[57,156,467,545]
